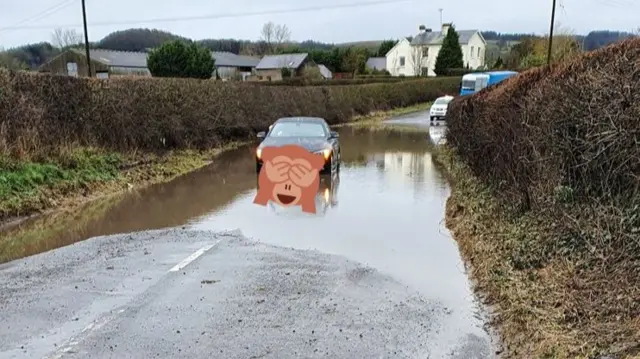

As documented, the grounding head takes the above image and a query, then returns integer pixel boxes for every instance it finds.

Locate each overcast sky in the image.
[0,0,638,49]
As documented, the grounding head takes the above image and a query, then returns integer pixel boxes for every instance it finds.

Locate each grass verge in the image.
[433,145,640,359]
[0,142,244,228]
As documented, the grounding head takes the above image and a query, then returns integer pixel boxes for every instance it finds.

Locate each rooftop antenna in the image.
[438,8,443,26]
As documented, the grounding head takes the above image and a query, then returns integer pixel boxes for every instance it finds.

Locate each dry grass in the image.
[435,147,640,359]
[439,37,640,359]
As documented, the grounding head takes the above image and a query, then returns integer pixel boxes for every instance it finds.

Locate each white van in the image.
[429,95,455,122]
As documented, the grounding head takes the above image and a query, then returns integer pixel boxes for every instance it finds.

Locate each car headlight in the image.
[314,149,331,160]
[256,148,262,159]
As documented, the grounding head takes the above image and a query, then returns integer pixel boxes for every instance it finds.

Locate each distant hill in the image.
[334,40,384,52]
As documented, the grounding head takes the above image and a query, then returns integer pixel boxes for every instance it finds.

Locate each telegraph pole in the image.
[81,0,92,76]
[546,0,557,65]
[438,8,443,26]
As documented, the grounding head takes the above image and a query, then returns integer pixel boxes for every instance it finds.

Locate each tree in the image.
[410,46,423,76]
[340,47,368,75]
[0,48,28,70]
[434,26,464,75]
[260,22,291,55]
[492,57,504,69]
[377,40,396,57]
[51,28,82,49]
[147,40,214,79]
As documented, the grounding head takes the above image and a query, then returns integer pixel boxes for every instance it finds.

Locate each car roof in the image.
[274,116,327,124]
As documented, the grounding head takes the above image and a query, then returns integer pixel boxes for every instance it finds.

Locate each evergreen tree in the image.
[434,26,464,76]
[147,40,214,79]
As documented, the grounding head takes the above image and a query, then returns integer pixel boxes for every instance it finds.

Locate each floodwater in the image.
[0,114,491,356]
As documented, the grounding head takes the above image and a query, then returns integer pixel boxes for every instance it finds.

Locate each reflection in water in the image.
[266,174,340,216]
[428,125,447,145]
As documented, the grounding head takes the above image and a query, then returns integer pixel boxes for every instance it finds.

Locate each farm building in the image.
[39,48,150,78]
[365,57,386,71]
[251,53,318,81]
[318,64,332,79]
[211,51,260,80]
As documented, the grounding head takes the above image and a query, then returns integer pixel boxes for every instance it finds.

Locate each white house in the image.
[409,23,487,76]
[385,38,419,77]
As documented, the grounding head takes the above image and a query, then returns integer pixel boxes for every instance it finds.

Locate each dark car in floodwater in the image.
[255,117,341,175]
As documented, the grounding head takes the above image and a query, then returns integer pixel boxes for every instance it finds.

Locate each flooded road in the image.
[0,116,492,358]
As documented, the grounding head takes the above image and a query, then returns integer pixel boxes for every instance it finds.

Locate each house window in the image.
[96,72,109,79]
[477,47,481,58]
[470,46,474,58]
[399,56,405,67]
[421,67,429,76]
[66,62,78,77]
[422,47,428,57]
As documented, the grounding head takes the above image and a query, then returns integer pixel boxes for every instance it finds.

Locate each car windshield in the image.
[269,122,327,137]
[461,80,475,90]
[434,97,451,105]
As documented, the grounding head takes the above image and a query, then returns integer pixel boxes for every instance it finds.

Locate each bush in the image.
[147,40,214,79]
[447,37,639,208]
[0,70,459,158]
[445,37,640,357]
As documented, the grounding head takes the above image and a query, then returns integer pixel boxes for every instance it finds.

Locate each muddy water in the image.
[0,121,491,356]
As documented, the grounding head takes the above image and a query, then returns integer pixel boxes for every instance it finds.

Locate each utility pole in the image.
[546,0,557,66]
[438,8,443,26]
[81,0,92,76]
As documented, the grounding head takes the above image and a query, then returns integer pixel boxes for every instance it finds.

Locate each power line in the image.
[0,0,78,33]
[0,0,417,31]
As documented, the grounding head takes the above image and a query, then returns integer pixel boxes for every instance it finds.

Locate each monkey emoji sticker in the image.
[253,145,325,214]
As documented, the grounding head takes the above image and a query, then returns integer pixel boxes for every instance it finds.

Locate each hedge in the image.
[0,70,460,158]
[257,76,446,86]
[445,36,639,356]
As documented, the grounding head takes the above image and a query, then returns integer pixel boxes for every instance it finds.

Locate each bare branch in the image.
[51,28,83,49]
[274,24,291,47]
[260,22,291,54]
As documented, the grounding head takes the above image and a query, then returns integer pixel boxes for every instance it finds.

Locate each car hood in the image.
[258,137,329,152]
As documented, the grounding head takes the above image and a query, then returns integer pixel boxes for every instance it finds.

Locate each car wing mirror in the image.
[329,131,339,139]
[257,131,266,138]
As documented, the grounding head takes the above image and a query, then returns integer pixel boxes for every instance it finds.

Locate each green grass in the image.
[0,149,122,218]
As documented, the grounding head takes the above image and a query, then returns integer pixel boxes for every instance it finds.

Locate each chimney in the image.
[442,22,452,36]
[419,25,426,33]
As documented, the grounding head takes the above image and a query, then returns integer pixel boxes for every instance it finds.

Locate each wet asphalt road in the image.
[0,111,493,358]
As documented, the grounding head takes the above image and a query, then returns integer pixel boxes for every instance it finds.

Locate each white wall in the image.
[385,39,420,76]
[462,33,486,69]
[416,31,486,75]
[420,45,441,77]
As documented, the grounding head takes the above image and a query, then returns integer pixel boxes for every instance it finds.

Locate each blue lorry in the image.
[459,70,518,96]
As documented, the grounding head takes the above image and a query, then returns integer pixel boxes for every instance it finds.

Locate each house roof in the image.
[411,29,480,46]
[256,53,308,70]
[211,51,260,68]
[317,64,332,79]
[72,48,149,68]
[365,57,386,70]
